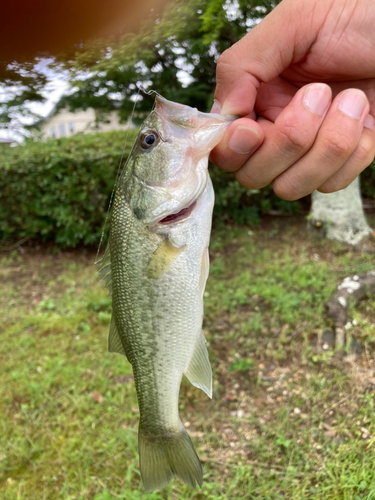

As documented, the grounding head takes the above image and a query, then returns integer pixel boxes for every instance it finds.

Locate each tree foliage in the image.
[1,0,282,132]
[0,62,47,135]
[54,0,282,120]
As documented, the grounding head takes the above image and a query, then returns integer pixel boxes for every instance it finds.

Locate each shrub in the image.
[210,165,304,227]
[2,130,372,248]
[0,130,138,247]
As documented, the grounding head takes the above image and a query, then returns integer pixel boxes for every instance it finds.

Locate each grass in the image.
[1,214,375,499]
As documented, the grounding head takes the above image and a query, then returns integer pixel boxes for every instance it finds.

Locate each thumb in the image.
[214,0,323,115]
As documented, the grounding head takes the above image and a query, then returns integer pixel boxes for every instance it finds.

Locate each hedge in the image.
[0,130,139,247]
[1,130,374,248]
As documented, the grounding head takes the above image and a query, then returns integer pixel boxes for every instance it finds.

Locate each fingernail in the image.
[364,114,374,130]
[211,99,221,114]
[228,126,261,154]
[302,83,331,116]
[338,89,367,119]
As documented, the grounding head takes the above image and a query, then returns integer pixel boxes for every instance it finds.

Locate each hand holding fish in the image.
[211,0,375,200]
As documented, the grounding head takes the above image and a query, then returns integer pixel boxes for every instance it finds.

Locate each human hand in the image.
[210,0,375,200]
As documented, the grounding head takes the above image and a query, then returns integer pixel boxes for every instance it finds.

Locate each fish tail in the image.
[138,422,203,492]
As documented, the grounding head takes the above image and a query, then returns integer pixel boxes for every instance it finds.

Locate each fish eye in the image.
[140,130,159,150]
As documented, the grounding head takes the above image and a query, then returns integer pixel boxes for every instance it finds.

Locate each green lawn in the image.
[1,215,375,499]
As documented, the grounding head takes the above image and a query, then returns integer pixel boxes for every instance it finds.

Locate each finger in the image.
[210,118,264,172]
[318,115,375,192]
[214,0,325,115]
[234,83,332,189]
[272,89,371,200]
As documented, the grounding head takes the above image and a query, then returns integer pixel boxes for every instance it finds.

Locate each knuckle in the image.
[210,151,241,173]
[235,167,268,190]
[354,136,375,166]
[321,133,353,160]
[272,174,302,201]
[276,122,312,154]
[318,178,350,194]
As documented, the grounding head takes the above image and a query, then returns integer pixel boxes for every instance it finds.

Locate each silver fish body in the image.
[97,96,234,492]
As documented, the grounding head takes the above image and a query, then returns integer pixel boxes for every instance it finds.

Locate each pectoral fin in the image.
[185,332,212,398]
[108,315,127,358]
[146,238,184,280]
[199,248,209,297]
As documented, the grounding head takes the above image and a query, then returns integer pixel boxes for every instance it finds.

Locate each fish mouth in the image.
[148,162,208,227]
[159,201,197,225]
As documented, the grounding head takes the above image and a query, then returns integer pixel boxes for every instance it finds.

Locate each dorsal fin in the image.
[95,244,112,296]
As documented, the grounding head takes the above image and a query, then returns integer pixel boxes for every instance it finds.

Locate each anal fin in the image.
[184,332,212,398]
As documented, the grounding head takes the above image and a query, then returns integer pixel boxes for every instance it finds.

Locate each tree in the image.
[1,0,283,134]
[308,177,372,245]
[43,0,282,121]
[0,0,172,137]
[0,62,47,136]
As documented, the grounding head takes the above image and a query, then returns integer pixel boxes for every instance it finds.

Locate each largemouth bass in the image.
[97,95,234,492]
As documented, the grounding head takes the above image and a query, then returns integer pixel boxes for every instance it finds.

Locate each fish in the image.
[96,94,234,492]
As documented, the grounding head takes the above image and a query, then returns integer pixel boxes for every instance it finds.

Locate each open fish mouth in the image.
[159,201,197,225]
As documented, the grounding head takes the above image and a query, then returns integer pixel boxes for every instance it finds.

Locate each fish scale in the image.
[96,95,235,492]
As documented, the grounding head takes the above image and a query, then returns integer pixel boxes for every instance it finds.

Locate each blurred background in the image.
[1,1,375,499]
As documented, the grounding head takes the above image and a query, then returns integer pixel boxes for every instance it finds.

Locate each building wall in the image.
[40,108,133,139]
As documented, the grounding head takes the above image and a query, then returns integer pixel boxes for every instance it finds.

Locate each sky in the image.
[28,60,70,118]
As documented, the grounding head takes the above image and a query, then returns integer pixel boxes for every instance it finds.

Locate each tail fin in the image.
[138,423,203,492]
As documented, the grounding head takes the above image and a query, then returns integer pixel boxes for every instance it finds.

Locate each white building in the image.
[0,137,19,147]
[37,106,133,140]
